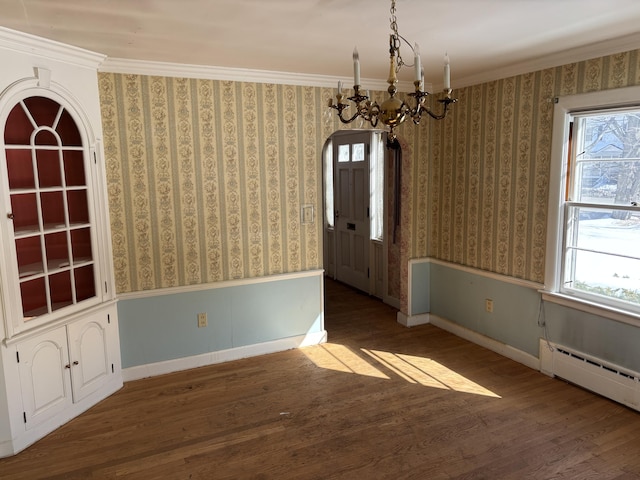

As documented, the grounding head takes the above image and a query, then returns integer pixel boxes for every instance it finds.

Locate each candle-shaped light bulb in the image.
[414,43,422,83]
[420,67,425,91]
[338,80,343,95]
[353,47,361,86]
[443,52,451,90]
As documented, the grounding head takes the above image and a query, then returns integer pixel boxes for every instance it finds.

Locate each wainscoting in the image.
[117,270,325,381]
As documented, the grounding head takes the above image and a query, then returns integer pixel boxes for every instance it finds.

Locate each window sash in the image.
[561,192,640,313]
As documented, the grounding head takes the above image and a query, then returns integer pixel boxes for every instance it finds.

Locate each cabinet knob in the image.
[65,364,71,369]
[73,361,79,366]
[7,213,14,220]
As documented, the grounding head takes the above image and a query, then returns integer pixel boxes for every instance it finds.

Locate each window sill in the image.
[540,290,640,328]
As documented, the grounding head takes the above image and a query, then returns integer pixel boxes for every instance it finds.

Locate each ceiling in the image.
[3,0,640,89]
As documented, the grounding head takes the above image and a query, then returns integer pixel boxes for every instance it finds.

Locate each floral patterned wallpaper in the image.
[98,72,423,305]
[97,48,635,307]
[99,74,336,293]
[429,49,640,284]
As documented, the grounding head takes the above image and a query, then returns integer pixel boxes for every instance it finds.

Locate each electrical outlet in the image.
[197,312,207,328]
[485,299,494,313]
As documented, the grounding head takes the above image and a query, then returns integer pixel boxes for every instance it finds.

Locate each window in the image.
[546,87,640,318]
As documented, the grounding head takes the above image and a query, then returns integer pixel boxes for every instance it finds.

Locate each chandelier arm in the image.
[336,107,363,124]
[423,96,458,120]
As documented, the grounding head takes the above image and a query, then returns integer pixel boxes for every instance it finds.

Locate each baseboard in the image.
[429,314,540,371]
[122,330,328,382]
[397,312,430,327]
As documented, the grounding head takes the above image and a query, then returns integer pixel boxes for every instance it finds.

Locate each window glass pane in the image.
[574,113,640,207]
[71,228,93,263]
[564,205,640,309]
[36,149,62,187]
[353,143,365,162]
[45,231,70,270]
[16,236,44,278]
[57,109,82,146]
[34,129,59,146]
[23,97,60,129]
[370,132,384,240]
[74,265,95,302]
[11,193,39,234]
[338,144,350,162]
[49,271,73,311]
[63,150,86,186]
[41,191,66,229]
[67,190,90,225]
[20,277,47,319]
[6,149,35,189]
[5,102,33,145]
[324,141,334,228]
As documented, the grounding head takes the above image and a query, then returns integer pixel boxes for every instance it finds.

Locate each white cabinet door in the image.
[17,326,72,430]
[67,312,110,402]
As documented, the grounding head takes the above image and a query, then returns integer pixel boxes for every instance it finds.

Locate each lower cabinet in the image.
[17,307,117,430]
[0,302,122,456]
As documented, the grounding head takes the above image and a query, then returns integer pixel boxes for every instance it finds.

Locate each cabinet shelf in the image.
[14,222,92,238]
[9,186,88,194]
[18,258,93,280]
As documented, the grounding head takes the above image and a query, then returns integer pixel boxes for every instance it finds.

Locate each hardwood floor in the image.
[2,278,640,479]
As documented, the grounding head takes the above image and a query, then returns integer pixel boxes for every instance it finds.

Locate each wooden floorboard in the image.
[2,278,640,479]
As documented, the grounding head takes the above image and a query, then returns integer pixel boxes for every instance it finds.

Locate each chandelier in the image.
[328,0,457,140]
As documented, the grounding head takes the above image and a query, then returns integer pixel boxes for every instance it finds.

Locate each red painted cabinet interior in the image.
[4,96,96,321]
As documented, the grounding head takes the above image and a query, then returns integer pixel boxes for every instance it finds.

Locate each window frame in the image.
[545,85,640,325]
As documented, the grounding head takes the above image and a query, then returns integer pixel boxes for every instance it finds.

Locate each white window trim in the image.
[544,84,640,326]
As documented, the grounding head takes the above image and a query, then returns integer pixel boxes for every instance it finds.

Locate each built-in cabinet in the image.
[17,305,116,430]
[0,28,122,457]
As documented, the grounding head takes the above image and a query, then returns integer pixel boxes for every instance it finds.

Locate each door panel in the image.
[334,132,371,292]
[18,327,72,430]
[67,313,110,402]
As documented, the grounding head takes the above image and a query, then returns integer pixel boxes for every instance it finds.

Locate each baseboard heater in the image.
[539,339,640,412]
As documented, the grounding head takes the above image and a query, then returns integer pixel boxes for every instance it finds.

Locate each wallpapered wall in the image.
[99,74,336,293]
[429,49,640,284]
[98,73,427,299]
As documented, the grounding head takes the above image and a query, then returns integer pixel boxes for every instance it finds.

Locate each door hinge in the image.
[16,351,19,363]
[367,207,370,218]
[23,412,26,424]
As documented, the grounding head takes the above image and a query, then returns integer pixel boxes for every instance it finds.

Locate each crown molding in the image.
[99,57,418,92]
[105,32,640,93]
[453,32,640,89]
[0,27,105,69]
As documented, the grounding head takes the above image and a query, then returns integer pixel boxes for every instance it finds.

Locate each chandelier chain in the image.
[389,0,410,72]
[390,0,398,36]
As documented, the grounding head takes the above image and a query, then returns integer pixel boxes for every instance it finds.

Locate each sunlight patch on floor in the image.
[373,350,501,398]
[303,343,500,398]
[302,343,390,379]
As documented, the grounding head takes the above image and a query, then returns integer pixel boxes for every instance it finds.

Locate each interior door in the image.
[334,132,370,293]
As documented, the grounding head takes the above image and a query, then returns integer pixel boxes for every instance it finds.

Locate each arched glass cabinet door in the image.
[3,95,98,323]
